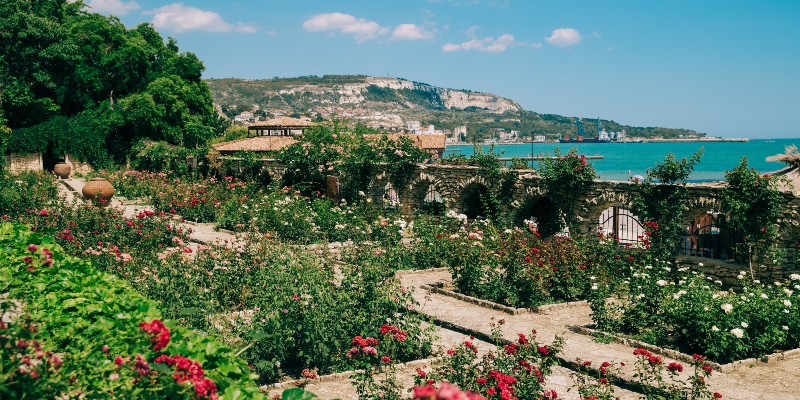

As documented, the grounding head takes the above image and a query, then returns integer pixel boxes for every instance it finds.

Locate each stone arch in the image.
[406,172,449,215]
[457,182,491,219]
[382,181,400,210]
[367,171,392,206]
[513,196,564,237]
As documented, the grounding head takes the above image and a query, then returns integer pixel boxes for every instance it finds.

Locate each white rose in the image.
[721,303,733,314]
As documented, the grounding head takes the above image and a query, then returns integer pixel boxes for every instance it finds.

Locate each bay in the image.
[446,138,800,182]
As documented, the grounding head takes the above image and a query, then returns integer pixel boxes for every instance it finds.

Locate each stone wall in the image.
[5,153,42,173]
[222,157,800,274]
[5,153,94,176]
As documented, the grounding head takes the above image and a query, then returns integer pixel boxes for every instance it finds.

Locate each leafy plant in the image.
[539,148,597,233]
[632,150,703,261]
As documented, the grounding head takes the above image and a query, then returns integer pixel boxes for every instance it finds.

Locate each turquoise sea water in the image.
[446,138,800,182]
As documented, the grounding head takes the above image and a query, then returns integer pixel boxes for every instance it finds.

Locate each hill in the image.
[206,75,705,141]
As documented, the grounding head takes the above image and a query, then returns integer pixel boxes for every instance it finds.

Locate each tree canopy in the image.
[0,0,224,165]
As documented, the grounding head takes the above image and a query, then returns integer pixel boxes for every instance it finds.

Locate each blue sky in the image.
[86,0,800,138]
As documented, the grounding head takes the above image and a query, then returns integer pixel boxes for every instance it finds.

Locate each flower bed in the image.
[588,259,800,364]
[370,218,640,309]
[0,223,262,398]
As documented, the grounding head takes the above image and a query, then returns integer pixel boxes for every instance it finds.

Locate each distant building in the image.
[234,111,255,123]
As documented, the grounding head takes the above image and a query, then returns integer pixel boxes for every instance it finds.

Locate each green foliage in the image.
[721,158,783,243]
[539,148,597,233]
[457,145,518,224]
[0,171,59,215]
[0,1,224,165]
[278,125,340,194]
[0,222,263,398]
[130,140,206,178]
[633,150,703,261]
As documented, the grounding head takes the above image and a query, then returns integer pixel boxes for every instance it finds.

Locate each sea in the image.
[445,138,800,182]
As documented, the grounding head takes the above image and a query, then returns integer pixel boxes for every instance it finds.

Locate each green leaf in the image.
[281,388,319,400]
[179,307,204,315]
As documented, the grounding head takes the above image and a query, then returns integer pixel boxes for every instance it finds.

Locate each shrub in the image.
[0,223,262,398]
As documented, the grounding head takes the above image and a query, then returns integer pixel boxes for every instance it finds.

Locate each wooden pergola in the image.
[247,116,316,137]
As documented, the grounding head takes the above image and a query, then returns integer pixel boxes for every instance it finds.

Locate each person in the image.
[688,222,699,256]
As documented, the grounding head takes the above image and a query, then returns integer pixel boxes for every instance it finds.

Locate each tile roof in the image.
[365,133,447,150]
[213,136,298,153]
[213,133,446,153]
[248,116,316,128]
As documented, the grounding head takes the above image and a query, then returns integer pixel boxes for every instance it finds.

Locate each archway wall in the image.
[246,159,800,273]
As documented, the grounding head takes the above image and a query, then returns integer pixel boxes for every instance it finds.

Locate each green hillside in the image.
[206,76,705,141]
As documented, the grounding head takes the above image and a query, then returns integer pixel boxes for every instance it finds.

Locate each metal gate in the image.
[598,206,645,245]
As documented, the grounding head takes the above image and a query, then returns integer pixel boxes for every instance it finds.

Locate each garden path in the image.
[398,269,800,400]
[59,179,241,246]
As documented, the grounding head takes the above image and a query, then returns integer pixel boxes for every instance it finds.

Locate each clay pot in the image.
[82,178,115,206]
[53,162,71,179]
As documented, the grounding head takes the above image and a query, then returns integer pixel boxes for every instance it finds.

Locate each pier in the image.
[498,155,604,167]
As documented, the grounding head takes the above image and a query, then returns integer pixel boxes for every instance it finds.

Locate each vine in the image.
[539,148,597,234]
[721,158,784,267]
[632,150,703,262]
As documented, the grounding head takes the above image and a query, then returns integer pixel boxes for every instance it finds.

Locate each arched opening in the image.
[682,211,742,260]
[514,197,563,237]
[383,182,399,210]
[42,144,61,172]
[459,183,490,219]
[421,184,445,215]
[597,205,644,245]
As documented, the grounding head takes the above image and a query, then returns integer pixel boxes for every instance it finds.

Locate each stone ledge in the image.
[421,282,588,316]
[569,324,800,373]
[260,356,444,391]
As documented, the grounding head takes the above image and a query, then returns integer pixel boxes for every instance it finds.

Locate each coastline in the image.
[447,137,749,147]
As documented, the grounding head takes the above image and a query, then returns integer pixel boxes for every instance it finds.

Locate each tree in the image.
[0,0,223,164]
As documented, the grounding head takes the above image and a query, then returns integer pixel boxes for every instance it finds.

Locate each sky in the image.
[84,0,800,138]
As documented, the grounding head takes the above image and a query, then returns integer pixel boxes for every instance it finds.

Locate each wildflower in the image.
[730,328,744,339]
[721,303,733,314]
[656,280,668,286]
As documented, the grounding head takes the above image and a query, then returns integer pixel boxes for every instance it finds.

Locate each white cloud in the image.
[546,28,581,47]
[442,33,518,53]
[83,0,140,16]
[530,42,543,49]
[147,4,257,33]
[303,13,389,42]
[391,24,435,41]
